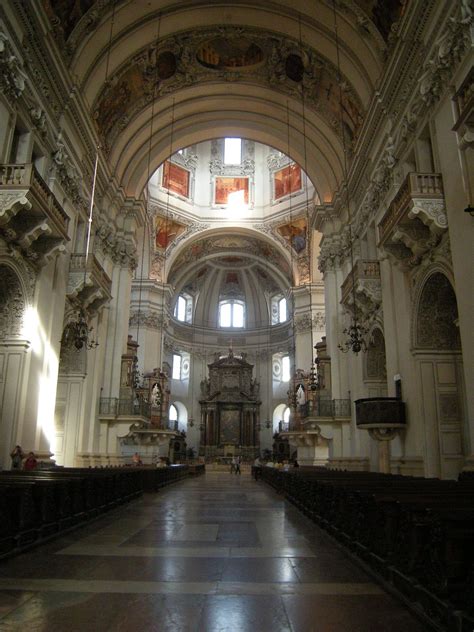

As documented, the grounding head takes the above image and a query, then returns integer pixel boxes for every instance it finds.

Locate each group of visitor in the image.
[10,446,38,470]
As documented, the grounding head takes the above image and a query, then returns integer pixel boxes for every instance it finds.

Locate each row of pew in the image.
[0,464,202,558]
[258,466,474,632]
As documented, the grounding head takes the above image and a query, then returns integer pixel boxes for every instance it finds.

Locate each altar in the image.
[199,348,261,454]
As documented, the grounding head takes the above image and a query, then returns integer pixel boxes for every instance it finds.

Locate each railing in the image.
[355,397,406,428]
[0,162,69,236]
[313,398,351,418]
[379,172,444,244]
[99,397,152,420]
[341,259,380,305]
[69,253,112,294]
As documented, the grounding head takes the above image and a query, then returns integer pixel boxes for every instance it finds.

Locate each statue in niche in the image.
[151,383,161,407]
[296,384,306,406]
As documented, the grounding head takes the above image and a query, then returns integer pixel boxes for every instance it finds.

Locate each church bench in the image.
[0,481,37,552]
[0,465,198,560]
[258,467,474,628]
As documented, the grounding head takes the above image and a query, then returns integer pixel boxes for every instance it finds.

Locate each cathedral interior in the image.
[0,0,473,630]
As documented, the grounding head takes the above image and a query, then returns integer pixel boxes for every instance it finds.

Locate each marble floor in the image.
[0,472,429,631]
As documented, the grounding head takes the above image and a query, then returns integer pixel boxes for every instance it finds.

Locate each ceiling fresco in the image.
[166,235,292,286]
[91,26,365,153]
[42,0,407,53]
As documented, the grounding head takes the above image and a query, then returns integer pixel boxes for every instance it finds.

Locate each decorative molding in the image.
[93,26,364,153]
[129,310,169,330]
[0,27,27,100]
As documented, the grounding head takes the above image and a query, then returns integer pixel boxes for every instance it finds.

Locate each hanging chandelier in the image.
[62,308,99,350]
[338,322,367,354]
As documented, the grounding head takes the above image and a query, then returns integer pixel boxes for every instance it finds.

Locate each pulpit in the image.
[199,349,261,456]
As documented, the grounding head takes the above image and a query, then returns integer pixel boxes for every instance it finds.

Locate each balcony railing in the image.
[99,397,151,420]
[378,172,444,245]
[68,252,112,313]
[0,163,69,238]
[0,163,70,266]
[341,259,381,307]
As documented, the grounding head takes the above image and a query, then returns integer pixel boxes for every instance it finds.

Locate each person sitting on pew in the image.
[10,445,24,470]
[23,451,38,471]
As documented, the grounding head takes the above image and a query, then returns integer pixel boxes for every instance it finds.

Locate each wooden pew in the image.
[258,466,474,630]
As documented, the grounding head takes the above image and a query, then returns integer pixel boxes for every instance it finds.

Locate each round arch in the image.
[113,90,343,202]
[166,227,294,287]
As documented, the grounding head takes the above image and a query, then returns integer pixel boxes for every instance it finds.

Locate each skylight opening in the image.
[224,138,241,165]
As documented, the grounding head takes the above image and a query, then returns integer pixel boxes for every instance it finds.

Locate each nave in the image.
[0,473,426,632]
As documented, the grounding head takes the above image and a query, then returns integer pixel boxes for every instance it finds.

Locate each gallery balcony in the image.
[283,398,351,433]
[0,163,70,266]
[98,397,152,421]
[340,259,381,317]
[67,253,112,314]
[378,172,447,269]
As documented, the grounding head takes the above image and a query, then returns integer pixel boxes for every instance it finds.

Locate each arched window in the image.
[169,403,178,431]
[172,352,190,380]
[219,299,245,328]
[169,404,178,422]
[174,293,193,323]
[271,295,288,324]
[272,353,291,383]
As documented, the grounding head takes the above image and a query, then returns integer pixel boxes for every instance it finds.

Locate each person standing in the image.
[23,452,38,471]
[10,445,24,470]
[235,455,241,475]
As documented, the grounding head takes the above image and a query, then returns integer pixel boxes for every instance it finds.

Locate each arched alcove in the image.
[0,265,26,339]
[365,328,387,384]
[413,271,464,479]
[416,272,460,351]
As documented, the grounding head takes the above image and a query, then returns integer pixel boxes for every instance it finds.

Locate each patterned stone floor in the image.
[0,472,429,631]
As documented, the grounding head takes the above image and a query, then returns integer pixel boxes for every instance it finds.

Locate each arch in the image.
[0,263,29,340]
[170,400,188,432]
[114,95,342,203]
[365,327,387,381]
[413,270,460,351]
[273,403,290,433]
[166,227,294,287]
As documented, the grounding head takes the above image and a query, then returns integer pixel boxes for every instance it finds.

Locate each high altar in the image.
[199,349,261,457]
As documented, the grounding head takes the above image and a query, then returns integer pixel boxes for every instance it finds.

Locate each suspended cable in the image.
[332,1,367,354]
[158,97,176,370]
[134,11,162,385]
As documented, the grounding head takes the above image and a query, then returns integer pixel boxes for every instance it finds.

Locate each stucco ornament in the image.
[0,29,27,99]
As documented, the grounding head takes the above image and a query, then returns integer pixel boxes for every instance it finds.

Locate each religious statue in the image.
[296,384,306,406]
[151,383,161,407]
